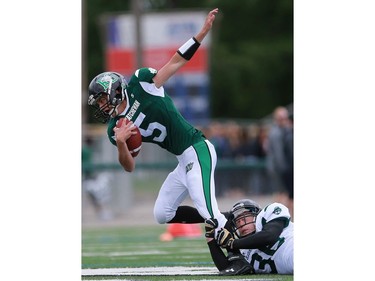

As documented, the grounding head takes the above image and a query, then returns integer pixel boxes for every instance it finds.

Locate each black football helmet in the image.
[229,199,261,238]
[88,72,128,123]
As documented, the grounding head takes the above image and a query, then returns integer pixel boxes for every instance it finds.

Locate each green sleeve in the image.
[135,67,158,82]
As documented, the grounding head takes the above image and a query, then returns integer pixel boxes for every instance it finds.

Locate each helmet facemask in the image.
[229,200,261,238]
[88,93,115,124]
[231,211,257,238]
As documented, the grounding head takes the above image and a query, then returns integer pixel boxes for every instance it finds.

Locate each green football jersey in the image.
[107,67,205,155]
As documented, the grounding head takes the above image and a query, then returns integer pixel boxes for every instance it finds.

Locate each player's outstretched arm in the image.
[153,8,219,88]
[231,219,285,250]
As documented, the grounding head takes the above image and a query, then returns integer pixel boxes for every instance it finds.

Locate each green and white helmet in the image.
[88,72,128,123]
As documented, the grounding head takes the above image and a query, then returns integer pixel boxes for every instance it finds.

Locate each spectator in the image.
[206,121,231,159]
[266,106,290,196]
[224,121,243,158]
[240,123,269,195]
[281,113,294,218]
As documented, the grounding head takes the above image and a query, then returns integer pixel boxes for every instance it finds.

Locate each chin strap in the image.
[113,106,119,117]
[106,105,119,118]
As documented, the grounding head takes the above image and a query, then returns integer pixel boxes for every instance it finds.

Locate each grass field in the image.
[82,224,293,281]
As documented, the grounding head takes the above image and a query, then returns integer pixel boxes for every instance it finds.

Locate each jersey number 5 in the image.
[134,112,167,142]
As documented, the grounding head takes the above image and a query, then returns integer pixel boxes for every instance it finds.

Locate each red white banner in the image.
[104,11,210,76]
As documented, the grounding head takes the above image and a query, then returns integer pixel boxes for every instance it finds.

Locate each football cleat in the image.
[218,253,254,276]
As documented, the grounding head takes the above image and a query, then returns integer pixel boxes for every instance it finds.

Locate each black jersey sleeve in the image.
[207,240,230,271]
[232,218,286,250]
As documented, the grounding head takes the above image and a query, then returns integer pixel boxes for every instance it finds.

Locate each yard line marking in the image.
[84,279,276,281]
[82,266,218,276]
[82,266,281,280]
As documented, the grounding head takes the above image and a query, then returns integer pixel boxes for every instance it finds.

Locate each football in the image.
[116,118,142,157]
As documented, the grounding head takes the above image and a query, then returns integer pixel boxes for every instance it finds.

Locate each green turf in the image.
[82,224,293,280]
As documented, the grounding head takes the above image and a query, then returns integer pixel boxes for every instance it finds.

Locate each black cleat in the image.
[219,253,254,276]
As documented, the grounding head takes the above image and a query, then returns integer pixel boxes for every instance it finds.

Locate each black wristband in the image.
[177,37,201,60]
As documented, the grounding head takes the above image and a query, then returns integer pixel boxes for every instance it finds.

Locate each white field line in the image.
[82,266,218,276]
[83,279,273,281]
[82,267,282,281]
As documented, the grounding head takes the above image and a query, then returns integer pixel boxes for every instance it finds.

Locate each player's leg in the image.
[168,205,205,223]
[185,140,227,230]
[153,165,191,224]
[154,164,227,224]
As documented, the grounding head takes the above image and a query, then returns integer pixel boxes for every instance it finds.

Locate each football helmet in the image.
[88,72,128,123]
[229,199,261,238]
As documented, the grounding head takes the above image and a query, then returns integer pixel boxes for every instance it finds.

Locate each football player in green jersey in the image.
[88,8,228,235]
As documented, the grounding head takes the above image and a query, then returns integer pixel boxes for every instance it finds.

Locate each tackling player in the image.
[205,199,294,275]
[87,9,228,238]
